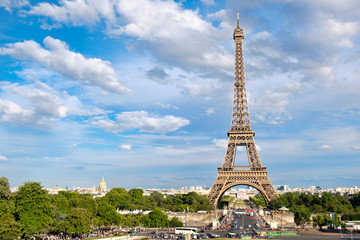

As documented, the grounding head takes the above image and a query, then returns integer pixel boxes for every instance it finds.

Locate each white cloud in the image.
[0,36,130,94]
[256,144,261,151]
[0,81,105,127]
[70,143,79,148]
[27,0,117,27]
[326,19,358,37]
[90,111,190,134]
[212,138,227,149]
[251,90,292,125]
[253,31,271,40]
[318,144,334,150]
[0,98,35,126]
[178,82,214,97]
[118,144,132,151]
[338,39,354,48]
[0,155,8,161]
[156,103,179,110]
[0,0,28,12]
[304,0,360,18]
[26,0,233,74]
[200,0,215,7]
[206,108,215,115]
[110,0,232,71]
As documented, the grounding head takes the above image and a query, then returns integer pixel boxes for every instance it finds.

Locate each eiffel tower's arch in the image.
[212,181,273,208]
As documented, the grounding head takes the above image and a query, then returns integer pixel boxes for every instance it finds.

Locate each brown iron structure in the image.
[208,13,278,207]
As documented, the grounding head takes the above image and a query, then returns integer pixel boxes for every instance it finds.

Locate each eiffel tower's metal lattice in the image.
[208,13,278,207]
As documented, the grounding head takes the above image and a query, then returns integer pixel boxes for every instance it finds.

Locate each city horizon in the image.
[1,1,360,190]
[7,175,360,192]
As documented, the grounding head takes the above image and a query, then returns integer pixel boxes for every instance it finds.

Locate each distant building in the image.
[236,189,247,200]
[277,185,290,191]
[99,177,107,192]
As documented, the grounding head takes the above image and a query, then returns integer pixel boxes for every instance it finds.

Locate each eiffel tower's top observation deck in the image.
[233,12,244,39]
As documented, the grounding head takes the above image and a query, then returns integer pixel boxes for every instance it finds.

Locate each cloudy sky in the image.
[0,0,359,190]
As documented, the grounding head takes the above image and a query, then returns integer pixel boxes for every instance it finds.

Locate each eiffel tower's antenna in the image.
[237,11,239,28]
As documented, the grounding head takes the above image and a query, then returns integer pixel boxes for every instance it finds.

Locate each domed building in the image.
[99,177,107,192]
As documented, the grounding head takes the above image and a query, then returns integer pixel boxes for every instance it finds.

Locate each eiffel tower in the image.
[208,13,278,207]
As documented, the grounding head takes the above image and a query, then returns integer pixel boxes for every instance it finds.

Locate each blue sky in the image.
[0,0,359,190]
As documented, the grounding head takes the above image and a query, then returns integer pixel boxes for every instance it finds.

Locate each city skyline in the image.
[0,0,359,189]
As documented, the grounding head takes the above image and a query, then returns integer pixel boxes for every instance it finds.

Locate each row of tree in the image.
[251,192,360,214]
[0,177,213,239]
[250,191,360,229]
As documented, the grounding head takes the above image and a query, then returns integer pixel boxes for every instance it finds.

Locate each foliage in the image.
[0,213,22,239]
[68,194,97,217]
[312,214,332,230]
[128,189,144,201]
[104,188,131,210]
[350,193,360,210]
[96,200,121,226]
[50,194,70,214]
[14,182,54,236]
[219,195,234,209]
[169,217,184,227]
[250,194,266,207]
[0,177,11,200]
[63,208,92,233]
[293,206,311,228]
[141,209,169,227]
[267,192,354,214]
[342,213,360,221]
[313,213,345,230]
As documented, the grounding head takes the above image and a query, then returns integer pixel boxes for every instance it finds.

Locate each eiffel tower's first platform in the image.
[208,13,278,207]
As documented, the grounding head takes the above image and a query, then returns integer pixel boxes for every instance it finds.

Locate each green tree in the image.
[174,197,183,206]
[14,182,54,237]
[163,196,176,211]
[150,193,165,207]
[250,194,265,207]
[182,192,199,205]
[50,194,70,214]
[312,214,331,230]
[104,189,131,210]
[169,217,183,227]
[297,193,313,207]
[141,209,169,227]
[0,213,22,239]
[350,193,360,210]
[128,189,144,202]
[63,208,92,234]
[68,194,97,217]
[268,198,283,210]
[311,204,323,213]
[294,206,311,228]
[283,192,298,209]
[0,196,15,217]
[96,200,121,226]
[0,177,11,200]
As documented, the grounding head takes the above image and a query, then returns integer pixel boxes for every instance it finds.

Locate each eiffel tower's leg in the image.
[260,181,278,203]
[208,176,226,207]
[246,137,262,168]
[222,143,236,167]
